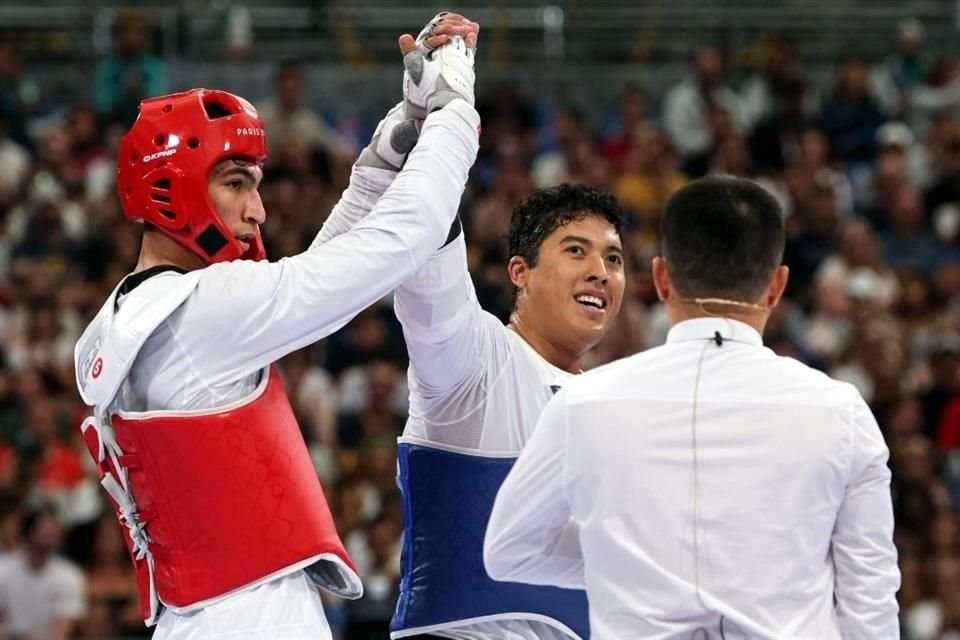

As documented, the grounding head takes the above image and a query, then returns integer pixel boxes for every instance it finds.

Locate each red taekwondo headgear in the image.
[117,89,268,263]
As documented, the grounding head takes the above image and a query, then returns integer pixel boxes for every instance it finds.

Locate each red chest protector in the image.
[81,366,361,623]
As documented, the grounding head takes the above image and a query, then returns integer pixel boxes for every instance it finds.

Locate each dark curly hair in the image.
[507,183,625,307]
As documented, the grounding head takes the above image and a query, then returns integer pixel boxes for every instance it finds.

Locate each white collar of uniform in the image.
[666,317,764,347]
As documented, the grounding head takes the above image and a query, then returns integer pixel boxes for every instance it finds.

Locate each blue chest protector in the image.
[390,439,590,639]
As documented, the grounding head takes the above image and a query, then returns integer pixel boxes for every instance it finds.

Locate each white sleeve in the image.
[178,102,480,385]
[484,389,585,589]
[394,232,495,395]
[312,163,398,246]
[832,396,901,639]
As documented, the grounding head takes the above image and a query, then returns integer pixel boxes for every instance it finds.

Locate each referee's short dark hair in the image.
[660,176,785,301]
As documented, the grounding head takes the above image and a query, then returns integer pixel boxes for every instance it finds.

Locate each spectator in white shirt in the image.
[486,176,900,639]
[256,61,354,164]
[0,504,86,640]
[663,47,744,177]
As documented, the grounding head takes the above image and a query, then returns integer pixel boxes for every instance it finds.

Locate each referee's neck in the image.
[667,304,770,336]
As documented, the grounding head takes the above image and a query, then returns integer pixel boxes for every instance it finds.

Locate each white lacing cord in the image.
[82,414,152,561]
[101,472,151,560]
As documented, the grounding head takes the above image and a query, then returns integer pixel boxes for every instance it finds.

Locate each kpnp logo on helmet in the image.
[236,127,265,137]
[143,148,178,163]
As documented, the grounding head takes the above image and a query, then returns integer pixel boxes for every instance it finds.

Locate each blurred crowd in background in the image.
[0,8,957,640]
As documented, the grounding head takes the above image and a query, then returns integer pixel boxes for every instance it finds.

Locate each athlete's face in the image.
[511,214,626,353]
[208,158,266,254]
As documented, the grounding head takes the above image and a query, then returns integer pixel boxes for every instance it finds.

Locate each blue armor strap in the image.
[391,438,589,639]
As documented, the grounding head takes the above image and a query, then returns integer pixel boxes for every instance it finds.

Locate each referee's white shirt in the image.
[485,317,900,640]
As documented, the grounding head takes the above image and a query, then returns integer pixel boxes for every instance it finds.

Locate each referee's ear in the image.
[651,256,671,303]
[765,265,790,309]
[507,255,529,292]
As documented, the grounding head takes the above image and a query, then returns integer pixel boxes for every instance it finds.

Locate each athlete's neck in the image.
[508,313,583,374]
[136,230,205,273]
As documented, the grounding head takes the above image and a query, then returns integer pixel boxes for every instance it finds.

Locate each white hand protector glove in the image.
[357,102,421,171]
[403,13,477,119]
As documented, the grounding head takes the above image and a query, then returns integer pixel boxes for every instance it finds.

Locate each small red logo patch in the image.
[91,357,103,379]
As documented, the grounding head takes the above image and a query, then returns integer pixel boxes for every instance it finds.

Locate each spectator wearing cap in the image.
[875,120,937,191]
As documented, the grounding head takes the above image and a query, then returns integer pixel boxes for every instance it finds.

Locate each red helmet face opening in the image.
[117,89,268,264]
